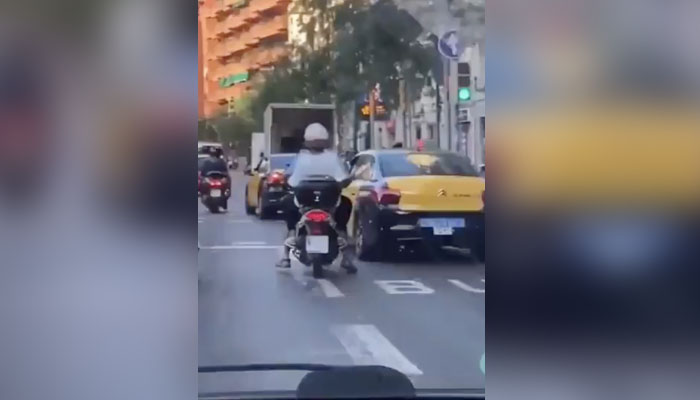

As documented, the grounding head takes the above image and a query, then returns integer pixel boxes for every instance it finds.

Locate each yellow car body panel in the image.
[385,176,485,212]
[246,173,263,208]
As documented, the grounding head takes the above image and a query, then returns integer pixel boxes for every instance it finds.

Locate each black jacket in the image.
[200,156,228,176]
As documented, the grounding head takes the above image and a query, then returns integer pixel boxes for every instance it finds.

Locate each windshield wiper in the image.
[199,363,339,373]
[199,364,417,399]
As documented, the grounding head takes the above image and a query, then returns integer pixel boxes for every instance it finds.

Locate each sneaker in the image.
[276,258,291,269]
[340,257,358,274]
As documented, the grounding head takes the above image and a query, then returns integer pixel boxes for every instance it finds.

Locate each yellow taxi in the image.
[344,150,485,261]
[244,153,296,219]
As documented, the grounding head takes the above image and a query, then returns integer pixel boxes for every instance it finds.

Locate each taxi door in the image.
[247,158,268,207]
[344,155,375,237]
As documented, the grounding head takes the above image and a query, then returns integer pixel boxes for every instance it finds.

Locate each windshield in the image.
[269,154,296,171]
[198,0,484,396]
[380,152,480,177]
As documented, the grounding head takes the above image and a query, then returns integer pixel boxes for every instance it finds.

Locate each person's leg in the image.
[277,193,300,268]
[334,196,357,273]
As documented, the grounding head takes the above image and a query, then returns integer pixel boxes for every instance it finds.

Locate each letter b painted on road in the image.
[375,280,435,295]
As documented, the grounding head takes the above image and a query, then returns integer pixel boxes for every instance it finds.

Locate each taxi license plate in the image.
[210,189,222,197]
[419,218,465,236]
[306,236,329,254]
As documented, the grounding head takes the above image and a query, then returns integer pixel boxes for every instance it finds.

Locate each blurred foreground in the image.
[0,2,196,400]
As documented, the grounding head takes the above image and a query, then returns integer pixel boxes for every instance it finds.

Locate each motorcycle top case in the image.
[294,179,341,209]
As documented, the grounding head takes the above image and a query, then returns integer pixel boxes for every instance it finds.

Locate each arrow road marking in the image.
[448,279,485,294]
[332,324,422,376]
[317,279,345,298]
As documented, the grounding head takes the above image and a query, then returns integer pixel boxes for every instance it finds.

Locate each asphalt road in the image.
[198,172,485,394]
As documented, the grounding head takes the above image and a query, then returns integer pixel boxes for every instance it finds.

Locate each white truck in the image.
[263,103,337,155]
[250,132,266,169]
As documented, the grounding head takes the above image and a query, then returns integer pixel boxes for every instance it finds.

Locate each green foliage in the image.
[214,0,440,148]
[254,0,437,111]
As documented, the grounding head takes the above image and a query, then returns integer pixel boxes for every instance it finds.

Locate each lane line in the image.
[332,324,423,376]
[232,241,267,245]
[448,279,485,294]
[199,245,283,250]
[317,279,345,298]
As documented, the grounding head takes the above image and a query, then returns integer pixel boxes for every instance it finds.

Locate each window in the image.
[351,155,375,181]
[379,152,478,177]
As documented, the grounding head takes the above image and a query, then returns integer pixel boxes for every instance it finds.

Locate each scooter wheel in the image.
[312,262,324,279]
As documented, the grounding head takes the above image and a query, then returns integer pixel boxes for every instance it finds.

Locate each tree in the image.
[234,0,440,149]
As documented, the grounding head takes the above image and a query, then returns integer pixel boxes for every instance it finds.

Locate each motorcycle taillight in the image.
[207,178,223,187]
[304,210,330,223]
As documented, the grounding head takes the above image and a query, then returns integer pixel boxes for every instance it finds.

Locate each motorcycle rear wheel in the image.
[312,261,324,279]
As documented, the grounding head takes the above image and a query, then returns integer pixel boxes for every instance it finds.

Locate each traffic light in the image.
[457,62,471,102]
[227,97,235,116]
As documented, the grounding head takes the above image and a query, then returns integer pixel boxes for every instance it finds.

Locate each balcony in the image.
[253,15,288,41]
[249,0,290,15]
[249,45,288,69]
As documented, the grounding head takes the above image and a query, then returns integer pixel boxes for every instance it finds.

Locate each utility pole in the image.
[368,87,376,149]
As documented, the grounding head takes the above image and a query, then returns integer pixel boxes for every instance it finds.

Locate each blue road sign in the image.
[438,30,461,60]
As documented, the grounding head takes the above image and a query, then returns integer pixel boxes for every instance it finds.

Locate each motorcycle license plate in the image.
[306,236,329,254]
[210,189,221,197]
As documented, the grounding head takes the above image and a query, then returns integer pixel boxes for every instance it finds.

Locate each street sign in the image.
[438,30,463,60]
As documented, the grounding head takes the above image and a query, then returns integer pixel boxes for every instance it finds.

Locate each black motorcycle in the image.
[200,171,230,213]
[290,176,344,278]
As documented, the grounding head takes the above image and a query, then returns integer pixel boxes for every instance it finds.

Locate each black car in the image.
[247,153,296,219]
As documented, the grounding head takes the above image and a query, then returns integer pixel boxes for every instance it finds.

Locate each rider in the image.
[276,123,357,273]
[200,146,228,176]
[200,146,230,210]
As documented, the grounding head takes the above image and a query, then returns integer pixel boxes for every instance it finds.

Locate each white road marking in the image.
[317,279,345,298]
[481,278,485,283]
[448,279,485,294]
[374,280,435,295]
[199,245,283,250]
[232,241,267,246]
[332,324,422,376]
[228,219,254,223]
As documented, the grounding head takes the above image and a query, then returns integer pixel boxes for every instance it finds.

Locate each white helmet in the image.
[304,123,329,141]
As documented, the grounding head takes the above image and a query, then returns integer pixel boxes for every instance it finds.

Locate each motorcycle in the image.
[289,176,344,278]
[200,171,230,213]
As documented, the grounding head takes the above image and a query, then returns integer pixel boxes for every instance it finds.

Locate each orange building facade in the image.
[199,0,291,119]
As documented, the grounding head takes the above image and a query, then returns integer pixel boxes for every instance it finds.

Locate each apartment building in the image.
[199,0,292,118]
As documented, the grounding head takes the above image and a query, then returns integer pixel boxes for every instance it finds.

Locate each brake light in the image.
[371,185,401,205]
[267,172,285,185]
[206,178,223,188]
[305,210,330,223]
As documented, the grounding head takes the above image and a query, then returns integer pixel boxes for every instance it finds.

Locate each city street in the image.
[198,172,485,394]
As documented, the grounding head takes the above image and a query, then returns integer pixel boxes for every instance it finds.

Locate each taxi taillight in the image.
[372,185,401,205]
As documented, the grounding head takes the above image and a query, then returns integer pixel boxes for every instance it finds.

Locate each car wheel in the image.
[472,239,485,263]
[354,212,383,261]
[244,186,255,215]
